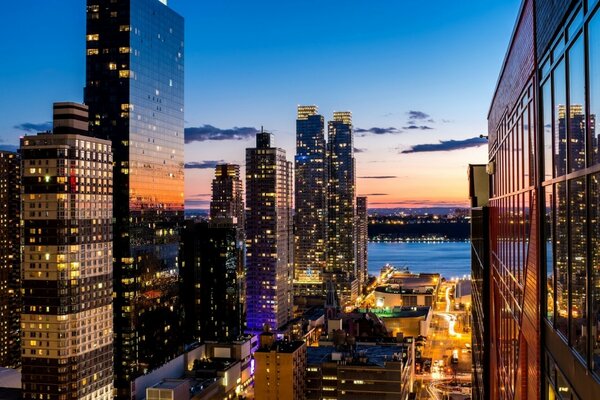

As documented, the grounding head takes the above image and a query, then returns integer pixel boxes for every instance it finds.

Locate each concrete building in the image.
[180,221,243,343]
[20,103,113,400]
[306,343,414,400]
[374,272,440,308]
[254,333,307,400]
[0,151,20,368]
[245,130,293,332]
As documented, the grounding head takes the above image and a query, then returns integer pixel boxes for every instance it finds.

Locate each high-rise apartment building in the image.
[294,106,327,291]
[210,164,244,227]
[245,130,293,332]
[84,0,184,394]
[478,0,600,398]
[180,221,243,343]
[0,150,20,368]
[355,196,368,293]
[20,103,113,400]
[327,112,357,304]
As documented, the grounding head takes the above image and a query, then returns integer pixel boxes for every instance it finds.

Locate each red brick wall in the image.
[488,0,535,148]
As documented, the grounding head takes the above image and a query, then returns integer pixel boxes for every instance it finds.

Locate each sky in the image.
[0,0,521,208]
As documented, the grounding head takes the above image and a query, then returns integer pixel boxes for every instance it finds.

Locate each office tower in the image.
[327,111,357,303]
[254,332,306,400]
[480,0,600,398]
[20,103,113,400]
[245,130,293,333]
[210,164,244,226]
[84,0,184,394]
[294,106,327,290]
[468,164,490,400]
[355,196,368,293]
[0,150,20,368]
[180,221,243,343]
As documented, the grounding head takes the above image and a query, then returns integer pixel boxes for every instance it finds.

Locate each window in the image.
[86,34,99,41]
[87,49,99,56]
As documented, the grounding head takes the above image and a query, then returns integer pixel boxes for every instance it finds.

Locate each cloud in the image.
[184,124,258,143]
[407,111,430,120]
[14,121,53,133]
[403,125,433,130]
[184,160,223,169]
[355,127,401,135]
[365,193,388,196]
[358,176,397,179]
[0,144,19,152]
[354,147,367,153]
[401,137,488,154]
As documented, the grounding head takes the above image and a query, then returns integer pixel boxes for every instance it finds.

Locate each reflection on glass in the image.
[545,186,554,324]
[591,173,600,375]
[554,61,567,178]
[555,181,568,338]
[569,177,587,359]
[589,11,600,165]
[543,81,553,181]
[568,38,586,172]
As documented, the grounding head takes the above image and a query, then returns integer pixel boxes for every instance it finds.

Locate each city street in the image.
[413,281,472,400]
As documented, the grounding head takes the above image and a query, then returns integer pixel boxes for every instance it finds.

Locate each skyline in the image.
[0,0,521,208]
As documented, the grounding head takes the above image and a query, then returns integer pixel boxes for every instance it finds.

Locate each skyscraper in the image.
[210,164,244,227]
[355,196,368,293]
[209,163,246,331]
[0,150,20,368]
[84,0,184,394]
[180,221,243,343]
[327,111,357,304]
[245,130,293,332]
[294,105,327,293]
[20,103,113,400]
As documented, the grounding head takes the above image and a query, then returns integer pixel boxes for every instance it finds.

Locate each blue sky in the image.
[0,0,521,207]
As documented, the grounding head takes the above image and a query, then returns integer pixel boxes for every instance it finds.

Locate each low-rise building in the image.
[254,333,307,400]
[306,343,414,400]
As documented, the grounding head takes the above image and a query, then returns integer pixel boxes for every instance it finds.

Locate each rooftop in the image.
[257,340,305,354]
[307,344,407,368]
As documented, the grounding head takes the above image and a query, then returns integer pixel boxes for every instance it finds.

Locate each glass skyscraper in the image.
[327,112,357,304]
[294,106,327,289]
[84,0,184,396]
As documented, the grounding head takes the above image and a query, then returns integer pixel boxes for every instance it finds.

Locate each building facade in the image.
[245,131,293,332]
[327,112,357,304]
[355,196,368,293]
[483,0,600,398]
[254,333,306,400]
[20,103,113,400]
[180,221,243,343]
[0,150,20,368]
[210,164,244,226]
[84,0,185,394]
[294,106,328,290]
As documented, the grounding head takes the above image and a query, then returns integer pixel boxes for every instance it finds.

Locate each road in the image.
[413,280,472,399]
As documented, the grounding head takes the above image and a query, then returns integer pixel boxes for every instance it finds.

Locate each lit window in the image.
[87,49,99,56]
[119,47,130,54]
[119,25,131,32]
[86,34,99,41]
[119,70,130,78]
[108,63,117,70]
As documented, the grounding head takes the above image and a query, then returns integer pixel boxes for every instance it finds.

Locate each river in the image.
[368,241,471,279]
